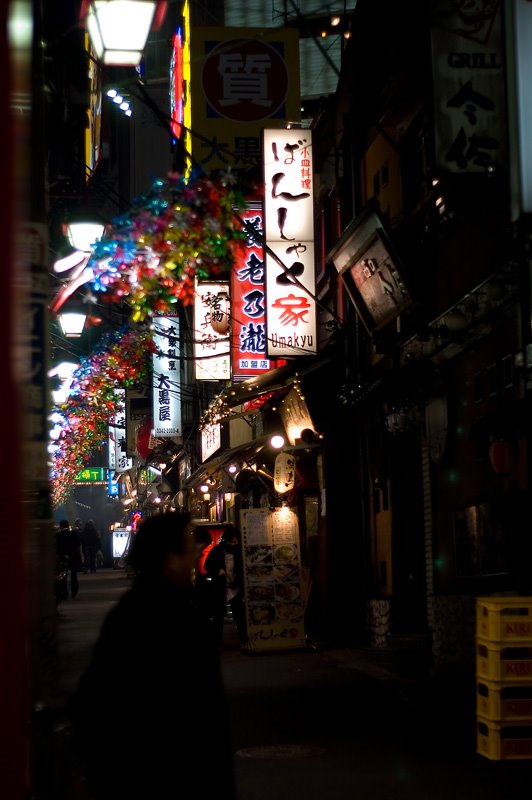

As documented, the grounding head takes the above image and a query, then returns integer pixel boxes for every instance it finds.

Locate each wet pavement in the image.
[36,568,532,799]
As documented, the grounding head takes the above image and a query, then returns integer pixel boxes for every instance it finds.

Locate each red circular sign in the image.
[202,38,288,122]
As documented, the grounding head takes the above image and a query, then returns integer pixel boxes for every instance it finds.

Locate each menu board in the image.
[241,508,306,651]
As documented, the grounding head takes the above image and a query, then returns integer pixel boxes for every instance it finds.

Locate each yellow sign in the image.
[189,27,300,173]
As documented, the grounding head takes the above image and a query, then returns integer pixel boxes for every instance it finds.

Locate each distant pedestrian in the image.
[204,524,247,647]
[57,519,83,598]
[68,511,236,800]
[74,519,87,573]
[55,524,69,604]
[81,520,101,573]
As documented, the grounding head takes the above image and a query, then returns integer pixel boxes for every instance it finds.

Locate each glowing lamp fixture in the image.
[57,310,87,338]
[65,220,105,253]
[84,0,161,66]
[270,434,285,449]
[199,484,209,493]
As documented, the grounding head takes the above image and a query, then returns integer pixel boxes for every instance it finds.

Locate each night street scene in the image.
[3,1,532,798]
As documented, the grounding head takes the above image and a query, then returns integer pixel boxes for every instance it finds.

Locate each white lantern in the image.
[57,311,87,338]
[274,452,296,494]
[86,1,158,66]
[65,220,105,253]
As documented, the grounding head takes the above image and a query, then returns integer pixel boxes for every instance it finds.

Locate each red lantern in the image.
[136,418,154,460]
[488,440,518,476]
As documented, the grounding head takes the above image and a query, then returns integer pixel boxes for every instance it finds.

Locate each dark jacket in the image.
[204,542,244,592]
[68,576,236,799]
[81,522,101,549]
[57,527,82,570]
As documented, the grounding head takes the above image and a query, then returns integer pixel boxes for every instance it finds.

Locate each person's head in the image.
[221,525,240,550]
[127,512,195,585]
[74,518,82,529]
[59,519,70,530]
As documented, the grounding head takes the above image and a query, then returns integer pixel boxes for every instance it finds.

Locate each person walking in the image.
[81,519,101,574]
[68,511,236,800]
[204,525,247,647]
[73,519,87,573]
[57,519,83,599]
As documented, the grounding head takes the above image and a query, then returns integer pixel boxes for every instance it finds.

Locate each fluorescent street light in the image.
[86,1,158,66]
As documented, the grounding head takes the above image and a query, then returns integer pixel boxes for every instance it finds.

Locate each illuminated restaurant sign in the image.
[170,27,184,140]
[152,316,182,437]
[194,282,231,381]
[75,467,107,483]
[262,129,316,358]
[201,422,221,462]
[231,205,273,380]
[110,389,133,473]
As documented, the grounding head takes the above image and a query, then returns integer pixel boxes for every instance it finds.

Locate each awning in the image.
[201,355,332,427]
[182,435,270,489]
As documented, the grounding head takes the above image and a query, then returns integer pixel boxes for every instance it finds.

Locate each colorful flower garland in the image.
[88,172,246,322]
[50,326,155,508]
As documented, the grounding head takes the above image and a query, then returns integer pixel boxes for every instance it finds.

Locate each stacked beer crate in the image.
[476,596,532,760]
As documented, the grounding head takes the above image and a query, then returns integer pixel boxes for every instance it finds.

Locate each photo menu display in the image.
[240,508,305,651]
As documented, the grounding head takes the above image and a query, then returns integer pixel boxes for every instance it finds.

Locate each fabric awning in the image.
[182,435,270,489]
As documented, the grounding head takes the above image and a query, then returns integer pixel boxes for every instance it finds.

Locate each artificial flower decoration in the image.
[87,171,246,321]
[50,326,155,508]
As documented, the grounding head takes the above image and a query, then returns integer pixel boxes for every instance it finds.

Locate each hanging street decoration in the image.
[85,172,247,322]
[50,326,155,508]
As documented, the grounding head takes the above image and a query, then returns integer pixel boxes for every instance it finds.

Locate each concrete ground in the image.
[33,568,532,799]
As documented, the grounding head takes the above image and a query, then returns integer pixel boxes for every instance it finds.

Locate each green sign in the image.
[75,467,107,483]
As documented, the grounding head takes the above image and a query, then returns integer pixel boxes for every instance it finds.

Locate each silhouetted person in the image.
[57,519,83,598]
[192,526,215,631]
[68,512,236,800]
[55,523,68,603]
[81,519,101,573]
[204,525,247,647]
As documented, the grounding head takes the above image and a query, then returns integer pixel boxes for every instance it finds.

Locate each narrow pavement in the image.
[36,568,532,799]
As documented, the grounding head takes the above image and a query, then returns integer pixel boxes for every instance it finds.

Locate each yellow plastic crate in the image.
[477,680,532,721]
[477,597,532,643]
[476,640,532,681]
[477,716,532,760]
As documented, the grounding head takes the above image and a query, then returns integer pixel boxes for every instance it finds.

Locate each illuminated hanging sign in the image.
[108,424,116,471]
[201,423,221,462]
[231,205,273,380]
[152,316,182,437]
[110,389,133,473]
[262,129,316,358]
[170,27,184,140]
[107,469,119,496]
[75,467,107,483]
[194,281,231,380]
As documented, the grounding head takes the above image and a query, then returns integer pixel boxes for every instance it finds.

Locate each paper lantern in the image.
[488,440,518,476]
[136,418,154,460]
[274,452,296,494]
